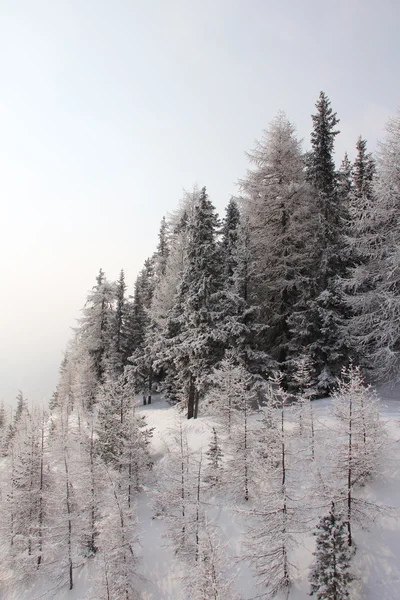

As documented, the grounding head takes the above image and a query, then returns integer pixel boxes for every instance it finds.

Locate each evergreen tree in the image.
[309,503,354,600]
[14,391,28,424]
[220,197,241,283]
[166,187,222,418]
[106,269,128,376]
[126,258,155,400]
[214,204,272,381]
[290,93,348,393]
[246,373,299,596]
[342,138,376,367]
[204,427,223,488]
[331,365,382,547]
[240,112,318,374]
[346,112,400,381]
[78,269,115,385]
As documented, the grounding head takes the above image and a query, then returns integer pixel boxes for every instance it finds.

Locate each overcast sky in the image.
[1,0,399,407]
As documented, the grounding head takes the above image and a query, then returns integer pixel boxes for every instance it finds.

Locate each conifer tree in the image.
[106,269,128,376]
[246,373,300,597]
[167,186,222,418]
[331,365,382,546]
[345,111,400,381]
[14,390,28,424]
[290,93,348,393]
[240,112,319,377]
[342,138,376,366]
[78,269,115,385]
[214,204,272,381]
[309,503,354,600]
[204,427,223,488]
[127,258,155,401]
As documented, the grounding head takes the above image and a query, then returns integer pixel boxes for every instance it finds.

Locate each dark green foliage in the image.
[309,503,354,599]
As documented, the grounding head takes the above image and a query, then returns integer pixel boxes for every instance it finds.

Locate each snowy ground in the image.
[132,394,400,600]
[4,394,400,600]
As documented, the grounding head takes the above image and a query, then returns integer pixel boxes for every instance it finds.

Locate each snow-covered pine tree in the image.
[14,390,28,425]
[345,111,400,382]
[204,427,223,488]
[214,201,272,382]
[292,352,316,459]
[77,418,103,557]
[331,365,383,546]
[183,522,240,600]
[166,186,222,418]
[96,466,139,600]
[240,112,318,379]
[246,372,300,597]
[105,269,129,377]
[342,138,376,367]
[126,257,155,403]
[96,375,130,465]
[206,352,251,436]
[0,401,6,449]
[1,408,49,583]
[78,269,115,386]
[224,363,256,502]
[309,502,354,600]
[154,419,198,558]
[290,92,348,394]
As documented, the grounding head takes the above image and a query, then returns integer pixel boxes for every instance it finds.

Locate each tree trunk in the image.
[194,388,200,420]
[37,415,45,567]
[148,367,152,404]
[347,398,353,547]
[64,453,73,590]
[187,374,195,419]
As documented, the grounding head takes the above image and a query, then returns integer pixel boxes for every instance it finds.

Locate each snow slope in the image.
[133,395,400,600]
[3,394,400,600]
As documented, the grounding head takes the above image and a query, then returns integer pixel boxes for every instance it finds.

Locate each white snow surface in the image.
[4,393,400,600]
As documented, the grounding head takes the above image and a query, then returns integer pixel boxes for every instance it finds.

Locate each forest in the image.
[0,91,399,599]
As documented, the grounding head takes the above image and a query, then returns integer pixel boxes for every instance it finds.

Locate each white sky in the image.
[1,0,399,407]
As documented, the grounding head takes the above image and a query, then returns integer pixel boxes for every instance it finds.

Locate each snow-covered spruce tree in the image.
[1,408,49,583]
[346,111,400,382]
[206,352,251,436]
[96,376,129,464]
[342,137,376,368]
[126,257,155,404]
[331,365,383,546]
[309,502,354,600]
[204,427,223,489]
[146,209,190,404]
[246,372,300,597]
[214,201,272,382]
[0,401,6,449]
[240,112,319,379]
[135,217,171,400]
[104,268,129,377]
[95,373,151,496]
[166,187,222,419]
[290,93,348,394]
[14,390,28,425]
[78,268,116,386]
